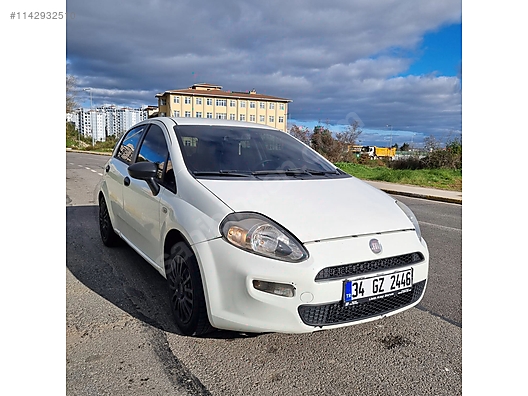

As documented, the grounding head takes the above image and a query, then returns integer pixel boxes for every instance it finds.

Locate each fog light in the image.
[252,280,295,297]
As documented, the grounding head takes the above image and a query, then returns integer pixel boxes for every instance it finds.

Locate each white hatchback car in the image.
[98,117,429,336]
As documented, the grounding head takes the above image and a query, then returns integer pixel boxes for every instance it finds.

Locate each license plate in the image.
[343,268,413,305]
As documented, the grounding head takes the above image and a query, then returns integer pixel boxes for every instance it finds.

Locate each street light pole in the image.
[386,124,392,148]
[84,88,94,146]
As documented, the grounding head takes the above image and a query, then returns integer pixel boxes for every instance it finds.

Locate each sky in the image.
[66,0,462,148]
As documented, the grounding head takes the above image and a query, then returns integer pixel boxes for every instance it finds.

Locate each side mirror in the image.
[128,161,160,196]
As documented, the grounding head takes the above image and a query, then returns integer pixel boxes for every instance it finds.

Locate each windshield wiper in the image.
[253,168,339,176]
[193,170,252,177]
[251,169,306,176]
[303,168,340,175]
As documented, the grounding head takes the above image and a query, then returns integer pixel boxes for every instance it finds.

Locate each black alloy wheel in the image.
[166,242,213,336]
[168,255,194,324]
[98,195,120,247]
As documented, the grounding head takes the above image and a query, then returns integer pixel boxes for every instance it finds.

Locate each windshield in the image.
[174,125,349,179]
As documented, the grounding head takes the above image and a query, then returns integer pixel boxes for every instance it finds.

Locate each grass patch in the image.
[335,162,462,191]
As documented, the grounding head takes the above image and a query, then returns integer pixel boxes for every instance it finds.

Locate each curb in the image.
[374,188,462,205]
[67,148,112,156]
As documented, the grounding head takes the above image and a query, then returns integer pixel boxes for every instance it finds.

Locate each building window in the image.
[174,96,180,104]
[230,100,236,107]
[239,114,246,121]
[206,112,213,118]
[269,116,275,123]
[196,112,202,118]
[240,101,246,108]
[229,114,236,120]
[184,97,191,104]
[259,102,265,109]
[279,103,285,110]
[196,98,202,105]
[216,99,227,106]
[207,98,213,106]
[278,116,284,123]
[269,103,275,110]
[259,115,265,122]
[250,102,256,109]
[173,111,180,117]
[160,99,166,106]
[216,113,227,119]
[249,115,256,122]
[185,111,191,117]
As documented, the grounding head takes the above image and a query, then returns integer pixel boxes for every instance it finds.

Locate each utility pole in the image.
[386,124,393,148]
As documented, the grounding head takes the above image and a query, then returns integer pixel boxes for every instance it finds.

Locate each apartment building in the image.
[69,106,148,142]
[155,83,291,132]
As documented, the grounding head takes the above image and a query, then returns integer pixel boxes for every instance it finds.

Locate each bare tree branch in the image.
[66,75,78,113]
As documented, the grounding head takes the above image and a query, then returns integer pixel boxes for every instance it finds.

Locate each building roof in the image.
[155,83,291,102]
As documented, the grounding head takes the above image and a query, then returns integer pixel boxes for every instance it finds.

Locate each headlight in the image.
[220,212,308,262]
[395,201,422,241]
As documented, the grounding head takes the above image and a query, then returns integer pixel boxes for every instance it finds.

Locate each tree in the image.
[311,125,340,162]
[421,136,462,170]
[66,74,78,113]
[445,136,462,170]
[310,125,327,154]
[288,124,312,146]
[445,136,462,156]
[334,120,362,162]
[335,120,362,146]
[423,135,441,152]
[400,143,410,151]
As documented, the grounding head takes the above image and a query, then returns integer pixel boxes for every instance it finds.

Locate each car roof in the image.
[153,116,279,131]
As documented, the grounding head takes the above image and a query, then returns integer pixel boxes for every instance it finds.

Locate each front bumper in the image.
[193,230,429,334]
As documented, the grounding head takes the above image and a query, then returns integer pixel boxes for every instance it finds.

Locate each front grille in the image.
[298,280,426,326]
[315,252,424,281]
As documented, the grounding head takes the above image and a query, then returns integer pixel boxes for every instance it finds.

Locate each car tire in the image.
[166,242,213,336]
[99,195,120,247]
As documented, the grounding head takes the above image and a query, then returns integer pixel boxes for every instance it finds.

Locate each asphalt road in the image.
[66,151,462,396]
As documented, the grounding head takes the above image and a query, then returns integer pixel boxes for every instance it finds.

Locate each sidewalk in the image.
[365,180,462,204]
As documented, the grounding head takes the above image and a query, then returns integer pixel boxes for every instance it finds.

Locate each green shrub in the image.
[421,149,461,170]
[389,157,424,170]
[420,137,462,170]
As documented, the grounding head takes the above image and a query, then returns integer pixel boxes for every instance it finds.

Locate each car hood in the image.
[198,177,414,242]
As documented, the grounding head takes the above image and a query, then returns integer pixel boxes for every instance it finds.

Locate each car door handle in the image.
[124,176,130,186]
[105,165,110,172]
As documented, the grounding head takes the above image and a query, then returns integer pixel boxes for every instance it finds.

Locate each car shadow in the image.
[66,205,260,340]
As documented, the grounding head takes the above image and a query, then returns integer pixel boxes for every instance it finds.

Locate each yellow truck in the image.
[349,145,396,160]
[368,146,396,160]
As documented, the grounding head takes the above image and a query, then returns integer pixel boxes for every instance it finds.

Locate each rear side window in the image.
[116,125,146,164]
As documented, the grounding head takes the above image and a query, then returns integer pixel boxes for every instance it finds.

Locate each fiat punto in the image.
[98,117,429,336]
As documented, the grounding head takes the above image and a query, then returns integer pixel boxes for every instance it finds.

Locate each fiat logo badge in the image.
[369,239,382,254]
